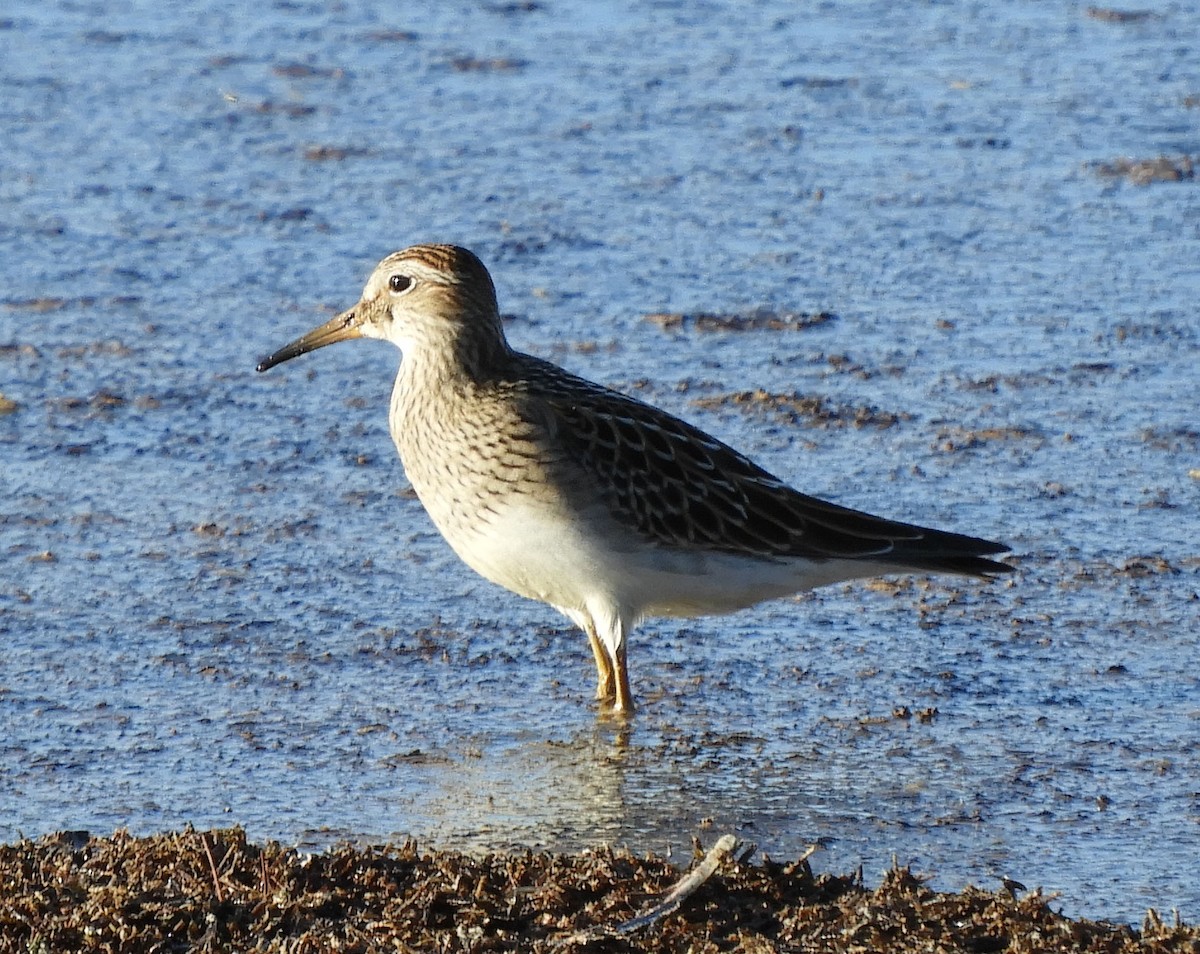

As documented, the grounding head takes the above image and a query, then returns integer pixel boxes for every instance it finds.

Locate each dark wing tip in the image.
[883,533,1015,578]
[945,553,1016,577]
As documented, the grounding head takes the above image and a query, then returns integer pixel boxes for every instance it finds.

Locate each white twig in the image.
[554,834,739,947]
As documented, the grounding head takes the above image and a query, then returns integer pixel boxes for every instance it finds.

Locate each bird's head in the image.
[256,244,507,374]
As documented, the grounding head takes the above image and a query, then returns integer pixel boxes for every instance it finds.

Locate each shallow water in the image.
[2,0,1199,927]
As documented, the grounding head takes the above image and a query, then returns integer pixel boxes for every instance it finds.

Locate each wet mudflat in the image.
[2,0,1199,936]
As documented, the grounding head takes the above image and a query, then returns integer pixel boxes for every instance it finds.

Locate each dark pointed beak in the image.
[256,305,363,372]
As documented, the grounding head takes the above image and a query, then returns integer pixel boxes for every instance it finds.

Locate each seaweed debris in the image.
[1,828,1195,952]
[645,310,837,333]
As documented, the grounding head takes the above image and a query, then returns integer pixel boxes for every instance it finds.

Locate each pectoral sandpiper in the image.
[257,245,1011,714]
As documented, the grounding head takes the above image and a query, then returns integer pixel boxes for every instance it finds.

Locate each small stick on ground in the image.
[200,831,225,903]
[555,834,739,946]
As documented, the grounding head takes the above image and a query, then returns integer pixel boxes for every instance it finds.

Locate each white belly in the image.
[416,492,886,625]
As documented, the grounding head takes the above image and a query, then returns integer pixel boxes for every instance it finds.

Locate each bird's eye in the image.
[389,274,413,293]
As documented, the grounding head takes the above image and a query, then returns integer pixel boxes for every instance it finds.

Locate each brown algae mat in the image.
[2,829,1197,952]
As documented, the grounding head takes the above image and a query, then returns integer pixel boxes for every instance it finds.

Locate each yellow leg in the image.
[585,621,615,701]
[612,640,635,715]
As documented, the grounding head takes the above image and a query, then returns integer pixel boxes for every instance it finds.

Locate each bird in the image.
[257,244,1012,714]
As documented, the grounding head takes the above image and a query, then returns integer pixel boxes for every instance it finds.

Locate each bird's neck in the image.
[399,330,512,393]
[387,340,511,491]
